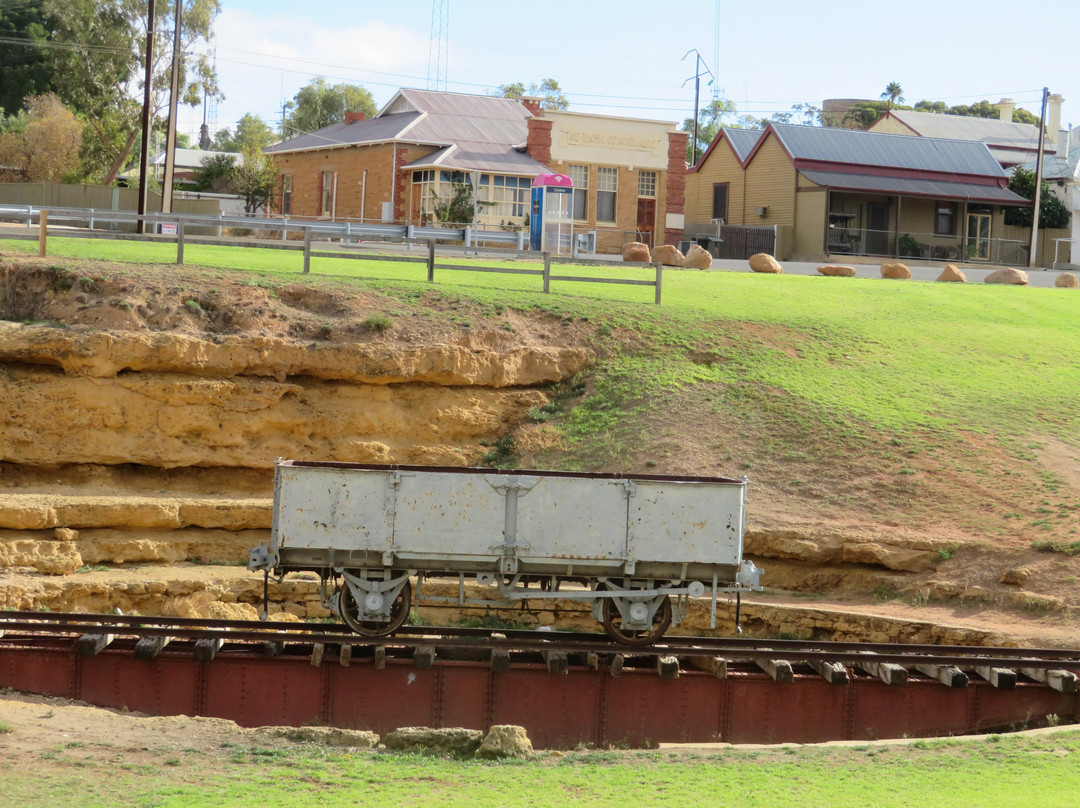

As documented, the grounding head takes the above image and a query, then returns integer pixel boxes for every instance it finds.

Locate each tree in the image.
[211,114,274,152]
[680,97,738,163]
[496,79,569,111]
[1004,167,1071,230]
[0,94,83,182]
[0,4,56,115]
[232,144,276,214]
[916,98,1039,124]
[881,81,904,111]
[43,0,222,185]
[282,77,376,136]
[191,152,235,192]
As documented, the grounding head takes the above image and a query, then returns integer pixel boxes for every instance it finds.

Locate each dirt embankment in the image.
[1,258,1078,645]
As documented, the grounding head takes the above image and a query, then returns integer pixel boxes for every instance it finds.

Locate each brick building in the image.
[265,89,687,253]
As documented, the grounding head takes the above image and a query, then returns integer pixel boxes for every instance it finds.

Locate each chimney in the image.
[1047,94,1064,149]
[520,96,542,117]
[345,111,366,124]
[996,98,1015,122]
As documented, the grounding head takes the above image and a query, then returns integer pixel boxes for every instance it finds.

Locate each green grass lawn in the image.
[9,731,1080,808]
[5,233,1079,508]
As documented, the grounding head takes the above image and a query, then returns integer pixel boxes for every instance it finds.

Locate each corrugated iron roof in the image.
[722,128,763,161]
[801,170,1032,204]
[265,112,422,153]
[772,124,1007,177]
[882,109,1043,151]
[403,141,549,174]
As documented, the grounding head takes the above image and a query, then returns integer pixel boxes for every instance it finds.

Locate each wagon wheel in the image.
[339,577,412,637]
[601,594,672,646]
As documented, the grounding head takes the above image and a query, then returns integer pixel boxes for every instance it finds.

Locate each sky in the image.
[178,0,1080,142]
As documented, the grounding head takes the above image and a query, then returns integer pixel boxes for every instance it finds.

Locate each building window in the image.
[596,166,617,223]
[413,169,437,218]
[320,171,334,217]
[638,170,657,198]
[281,175,292,215]
[488,175,530,218]
[568,164,588,220]
[712,183,729,221]
[935,201,958,236]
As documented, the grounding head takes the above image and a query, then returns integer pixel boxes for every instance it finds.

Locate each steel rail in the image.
[2,612,1078,670]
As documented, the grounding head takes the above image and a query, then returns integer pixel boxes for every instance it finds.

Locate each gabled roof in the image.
[265,88,549,175]
[768,123,1007,177]
[686,127,763,172]
[724,128,764,161]
[871,109,1045,154]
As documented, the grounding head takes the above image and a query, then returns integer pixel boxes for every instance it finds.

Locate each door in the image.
[866,203,890,255]
[636,198,656,247]
[966,212,992,261]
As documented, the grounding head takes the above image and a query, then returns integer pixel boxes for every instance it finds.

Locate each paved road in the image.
[706,258,1074,289]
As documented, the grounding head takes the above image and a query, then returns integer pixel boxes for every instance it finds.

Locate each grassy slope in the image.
[8,732,1080,808]
[4,236,1079,543]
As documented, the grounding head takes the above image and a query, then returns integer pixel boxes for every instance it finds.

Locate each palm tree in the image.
[881,82,904,112]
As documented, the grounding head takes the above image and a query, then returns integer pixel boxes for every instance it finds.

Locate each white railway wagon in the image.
[250,460,761,644]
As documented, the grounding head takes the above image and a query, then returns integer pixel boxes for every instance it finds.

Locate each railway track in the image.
[2,610,1078,689]
[3,610,1077,747]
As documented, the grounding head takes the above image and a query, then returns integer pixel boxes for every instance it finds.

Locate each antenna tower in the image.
[427,0,449,91]
[712,0,721,101]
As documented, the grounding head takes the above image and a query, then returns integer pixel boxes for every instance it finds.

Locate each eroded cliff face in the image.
[0,260,593,603]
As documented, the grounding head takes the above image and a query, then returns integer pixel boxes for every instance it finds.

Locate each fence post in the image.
[89,209,95,231]
[464,226,472,250]
[427,239,435,282]
[654,261,663,304]
[38,210,48,257]
[26,205,32,228]
[517,231,525,251]
[406,225,414,251]
[176,220,185,265]
[543,251,551,294]
[281,215,288,242]
[303,227,311,274]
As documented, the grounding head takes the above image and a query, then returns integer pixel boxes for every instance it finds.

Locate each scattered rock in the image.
[652,244,684,267]
[1055,272,1079,288]
[621,242,651,263]
[999,567,1030,586]
[382,727,484,756]
[477,725,533,759]
[817,264,856,277]
[984,267,1028,285]
[682,243,712,270]
[937,264,966,283]
[748,253,782,273]
[880,263,911,280]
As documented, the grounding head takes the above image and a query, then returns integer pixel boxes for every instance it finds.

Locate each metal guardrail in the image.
[0,204,530,249]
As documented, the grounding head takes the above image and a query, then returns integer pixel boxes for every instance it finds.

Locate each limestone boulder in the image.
[256,726,380,748]
[817,265,856,277]
[622,241,651,263]
[652,244,684,267]
[477,725,533,759]
[984,267,1028,285]
[382,727,484,756]
[880,262,911,280]
[839,542,937,573]
[748,253,783,273]
[937,264,966,283]
[682,243,712,270]
[1055,272,1079,288]
[999,567,1030,586]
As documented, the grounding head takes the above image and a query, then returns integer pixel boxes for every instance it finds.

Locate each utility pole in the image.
[161,0,184,215]
[682,49,714,167]
[1029,87,1049,268]
[136,0,157,234]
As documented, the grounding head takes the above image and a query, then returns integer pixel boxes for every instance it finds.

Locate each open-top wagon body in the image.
[250,460,761,644]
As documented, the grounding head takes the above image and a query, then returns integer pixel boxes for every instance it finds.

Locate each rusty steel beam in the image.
[0,642,1075,749]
